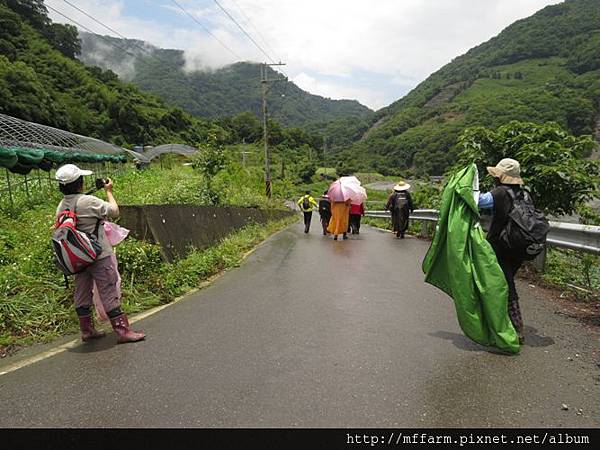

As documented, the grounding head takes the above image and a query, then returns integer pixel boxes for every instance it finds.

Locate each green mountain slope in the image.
[342,0,600,176]
[78,32,372,127]
[0,1,224,147]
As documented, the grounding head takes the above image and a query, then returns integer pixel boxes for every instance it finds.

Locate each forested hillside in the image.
[0,0,332,159]
[337,0,600,176]
[0,0,228,148]
[78,32,372,128]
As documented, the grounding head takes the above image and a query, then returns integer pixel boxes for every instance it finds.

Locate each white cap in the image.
[55,164,93,184]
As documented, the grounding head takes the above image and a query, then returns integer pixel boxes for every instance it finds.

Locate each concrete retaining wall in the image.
[119,205,295,262]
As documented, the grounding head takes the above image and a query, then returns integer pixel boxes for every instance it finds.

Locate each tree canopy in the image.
[456,121,599,215]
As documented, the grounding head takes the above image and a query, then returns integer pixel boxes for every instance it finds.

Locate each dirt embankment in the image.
[424,81,470,108]
[360,116,388,141]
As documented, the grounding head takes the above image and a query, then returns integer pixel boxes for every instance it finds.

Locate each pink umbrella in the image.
[328,177,368,203]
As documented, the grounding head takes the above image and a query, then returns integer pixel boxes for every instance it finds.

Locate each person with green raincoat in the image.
[422,163,521,354]
[477,158,529,345]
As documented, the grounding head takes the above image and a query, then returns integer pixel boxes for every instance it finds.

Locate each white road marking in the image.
[0,226,289,377]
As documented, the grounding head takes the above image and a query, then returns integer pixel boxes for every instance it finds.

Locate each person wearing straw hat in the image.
[385,181,414,238]
[55,164,146,344]
[477,158,527,344]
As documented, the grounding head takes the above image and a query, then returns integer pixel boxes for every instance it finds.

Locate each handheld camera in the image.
[95,178,108,190]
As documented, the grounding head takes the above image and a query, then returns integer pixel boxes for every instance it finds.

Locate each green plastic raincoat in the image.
[422,164,520,353]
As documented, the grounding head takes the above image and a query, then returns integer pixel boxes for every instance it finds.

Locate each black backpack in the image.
[394,192,408,211]
[319,199,331,215]
[498,187,550,260]
[302,196,310,210]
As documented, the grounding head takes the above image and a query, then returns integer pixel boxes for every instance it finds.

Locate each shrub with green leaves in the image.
[456,121,599,215]
[190,139,227,205]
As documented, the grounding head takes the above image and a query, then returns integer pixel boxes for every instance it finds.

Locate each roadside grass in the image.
[0,163,297,356]
[315,167,337,180]
[540,249,599,299]
[295,180,329,199]
[353,172,392,184]
[362,216,391,231]
[365,189,389,204]
[0,212,297,355]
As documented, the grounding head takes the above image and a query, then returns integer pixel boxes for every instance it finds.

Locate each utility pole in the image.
[240,151,253,167]
[240,138,250,167]
[261,62,287,197]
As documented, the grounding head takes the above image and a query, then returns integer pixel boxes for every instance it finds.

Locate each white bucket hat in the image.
[393,181,411,191]
[487,158,523,185]
[55,164,93,184]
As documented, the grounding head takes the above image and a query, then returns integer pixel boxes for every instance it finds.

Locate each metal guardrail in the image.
[546,221,600,254]
[365,209,600,255]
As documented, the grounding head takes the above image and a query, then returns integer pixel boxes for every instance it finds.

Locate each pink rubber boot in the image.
[78,315,106,342]
[109,313,146,344]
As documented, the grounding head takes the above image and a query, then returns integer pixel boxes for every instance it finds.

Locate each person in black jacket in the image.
[478,158,526,344]
[385,181,414,238]
[318,190,332,235]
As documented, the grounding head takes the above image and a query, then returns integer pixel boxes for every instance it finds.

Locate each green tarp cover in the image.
[43,150,68,164]
[14,148,44,165]
[422,164,521,354]
[38,158,53,172]
[0,147,18,169]
[9,163,34,175]
[1,147,127,171]
[69,152,87,163]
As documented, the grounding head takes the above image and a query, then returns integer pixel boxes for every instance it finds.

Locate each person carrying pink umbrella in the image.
[327,176,367,240]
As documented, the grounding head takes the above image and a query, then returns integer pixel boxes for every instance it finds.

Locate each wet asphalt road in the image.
[0,222,598,427]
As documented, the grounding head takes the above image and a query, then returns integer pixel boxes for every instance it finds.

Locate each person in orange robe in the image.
[327,199,351,240]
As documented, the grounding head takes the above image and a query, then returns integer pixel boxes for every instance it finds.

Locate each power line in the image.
[60,0,171,66]
[213,0,290,83]
[53,0,217,105]
[61,0,138,46]
[170,0,241,60]
[45,4,139,59]
[59,0,196,77]
[227,0,280,62]
[212,0,276,64]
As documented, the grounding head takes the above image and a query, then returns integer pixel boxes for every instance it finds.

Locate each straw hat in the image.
[393,181,411,191]
[487,158,523,185]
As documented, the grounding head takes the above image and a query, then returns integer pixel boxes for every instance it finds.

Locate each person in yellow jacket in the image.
[297,191,318,233]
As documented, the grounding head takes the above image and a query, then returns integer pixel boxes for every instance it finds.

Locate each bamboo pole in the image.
[5,169,14,209]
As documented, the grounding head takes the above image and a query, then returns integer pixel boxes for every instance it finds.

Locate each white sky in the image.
[46,0,563,110]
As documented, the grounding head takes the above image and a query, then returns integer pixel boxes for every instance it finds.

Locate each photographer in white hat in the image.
[55,164,145,344]
[477,158,525,344]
